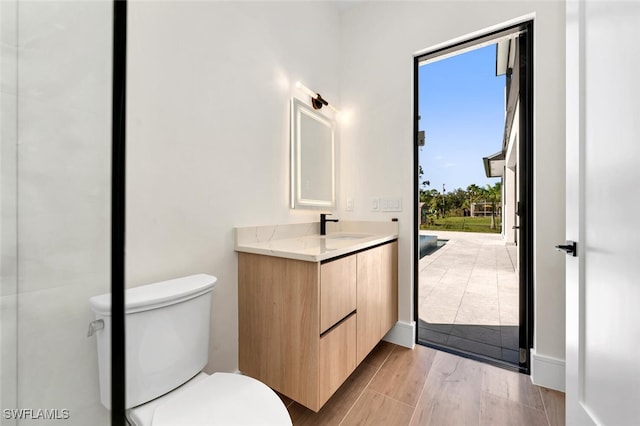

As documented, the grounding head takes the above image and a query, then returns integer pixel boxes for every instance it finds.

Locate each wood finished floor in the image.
[279,342,565,426]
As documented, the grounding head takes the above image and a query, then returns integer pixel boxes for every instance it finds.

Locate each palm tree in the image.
[485,182,502,229]
[466,184,481,216]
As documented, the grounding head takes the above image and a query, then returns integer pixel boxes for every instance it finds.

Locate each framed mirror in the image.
[290,97,335,209]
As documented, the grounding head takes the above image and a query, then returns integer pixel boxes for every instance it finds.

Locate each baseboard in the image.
[530,349,565,392]
[383,320,415,349]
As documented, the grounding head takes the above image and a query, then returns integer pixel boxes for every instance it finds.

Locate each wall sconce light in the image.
[295,81,338,112]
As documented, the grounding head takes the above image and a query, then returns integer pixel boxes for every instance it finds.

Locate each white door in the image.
[565,1,640,425]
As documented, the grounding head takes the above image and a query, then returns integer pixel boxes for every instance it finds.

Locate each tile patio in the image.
[418,230,520,364]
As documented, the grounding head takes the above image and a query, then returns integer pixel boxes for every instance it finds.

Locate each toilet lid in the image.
[150,373,292,426]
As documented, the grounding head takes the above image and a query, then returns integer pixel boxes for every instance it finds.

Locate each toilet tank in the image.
[89,274,217,409]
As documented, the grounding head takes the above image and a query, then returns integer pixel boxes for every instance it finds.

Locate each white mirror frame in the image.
[290,97,336,209]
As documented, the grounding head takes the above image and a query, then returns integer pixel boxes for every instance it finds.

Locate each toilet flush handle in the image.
[87,319,104,337]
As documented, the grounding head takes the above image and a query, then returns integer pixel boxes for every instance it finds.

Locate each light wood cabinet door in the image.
[319,314,357,406]
[356,246,382,364]
[238,253,320,410]
[356,241,398,364]
[380,241,398,335]
[320,255,357,334]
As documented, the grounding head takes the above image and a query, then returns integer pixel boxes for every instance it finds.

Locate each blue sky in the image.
[418,44,505,194]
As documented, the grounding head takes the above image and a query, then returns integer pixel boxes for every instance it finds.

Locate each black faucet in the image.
[320,213,339,236]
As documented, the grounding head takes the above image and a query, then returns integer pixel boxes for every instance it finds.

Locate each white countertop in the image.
[234,221,399,262]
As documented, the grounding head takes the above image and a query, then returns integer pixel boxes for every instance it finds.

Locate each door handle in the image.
[512,225,520,229]
[555,240,577,257]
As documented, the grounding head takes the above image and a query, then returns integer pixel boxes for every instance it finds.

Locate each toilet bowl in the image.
[127,372,290,425]
[89,274,291,425]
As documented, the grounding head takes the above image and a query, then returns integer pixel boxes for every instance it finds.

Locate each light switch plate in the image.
[380,197,402,212]
[371,198,380,212]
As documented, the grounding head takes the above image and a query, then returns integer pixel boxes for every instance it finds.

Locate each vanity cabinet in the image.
[238,240,398,412]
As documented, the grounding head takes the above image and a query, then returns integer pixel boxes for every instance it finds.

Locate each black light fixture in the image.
[296,81,337,112]
[311,93,328,110]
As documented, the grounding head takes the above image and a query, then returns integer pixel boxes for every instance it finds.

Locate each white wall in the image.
[338,1,566,389]
[1,1,113,424]
[126,1,341,373]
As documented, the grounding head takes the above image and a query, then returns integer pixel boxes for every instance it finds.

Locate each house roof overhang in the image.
[483,151,505,178]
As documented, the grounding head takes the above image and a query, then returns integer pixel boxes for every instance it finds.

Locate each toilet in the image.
[89,274,292,425]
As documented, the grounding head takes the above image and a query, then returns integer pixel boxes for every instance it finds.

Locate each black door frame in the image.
[112,0,127,423]
[413,20,534,374]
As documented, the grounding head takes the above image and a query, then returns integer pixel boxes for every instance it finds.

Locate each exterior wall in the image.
[504,167,516,242]
[504,101,520,244]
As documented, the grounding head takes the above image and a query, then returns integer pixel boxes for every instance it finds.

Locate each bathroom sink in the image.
[324,233,371,240]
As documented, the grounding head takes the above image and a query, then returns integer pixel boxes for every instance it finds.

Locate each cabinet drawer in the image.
[320,255,357,333]
[319,313,357,406]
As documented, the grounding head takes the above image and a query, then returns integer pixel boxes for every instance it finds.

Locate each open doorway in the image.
[413,22,533,373]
